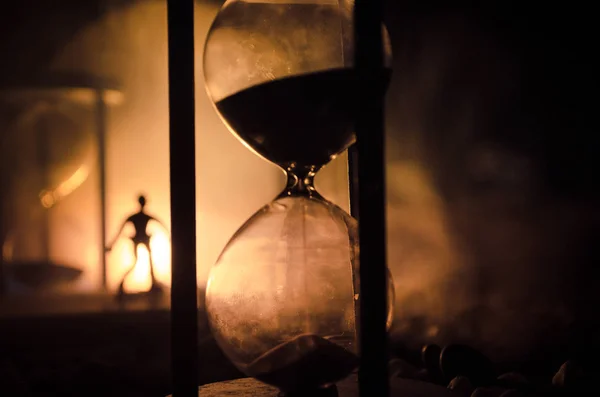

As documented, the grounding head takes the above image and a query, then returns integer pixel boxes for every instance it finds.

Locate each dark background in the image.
[384,0,598,365]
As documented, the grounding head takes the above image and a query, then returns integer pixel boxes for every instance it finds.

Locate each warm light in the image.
[39,165,90,209]
[125,245,152,292]
[113,227,171,293]
[150,230,171,283]
[39,193,55,209]
[65,87,125,107]
[52,1,283,292]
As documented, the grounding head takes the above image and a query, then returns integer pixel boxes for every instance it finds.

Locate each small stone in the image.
[470,387,506,397]
[497,372,528,384]
[422,344,444,382]
[552,360,570,387]
[448,376,475,396]
[389,358,418,379]
[413,368,432,382]
[499,390,527,397]
[422,344,442,366]
[552,359,592,390]
[440,344,495,386]
[496,372,529,389]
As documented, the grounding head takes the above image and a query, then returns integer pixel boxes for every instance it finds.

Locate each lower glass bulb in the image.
[205,195,394,391]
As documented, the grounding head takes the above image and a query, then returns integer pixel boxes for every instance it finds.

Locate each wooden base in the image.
[168,374,455,397]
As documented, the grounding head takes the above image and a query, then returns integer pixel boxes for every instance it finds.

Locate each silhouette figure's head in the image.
[138,195,147,208]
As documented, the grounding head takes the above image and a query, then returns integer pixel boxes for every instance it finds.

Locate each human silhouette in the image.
[105,195,169,296]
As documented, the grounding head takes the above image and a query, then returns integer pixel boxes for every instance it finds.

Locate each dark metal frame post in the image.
[354,0,389,396]
[167,0,199,396]
[96,89,108,290]
[348,146,360,219]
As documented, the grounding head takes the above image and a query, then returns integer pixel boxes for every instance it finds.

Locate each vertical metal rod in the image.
[38,111,51,262]
[167,0,198,396]
[354,0,389,395]
[96,89,108,290]
[347,145,359,219]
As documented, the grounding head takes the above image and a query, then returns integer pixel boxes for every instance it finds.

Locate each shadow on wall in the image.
[384,2,599,363]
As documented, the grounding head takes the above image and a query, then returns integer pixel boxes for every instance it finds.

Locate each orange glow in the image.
[49,1,286,293]
[39,165,90,209]
[110,227,171,293]
[10,0,350,294]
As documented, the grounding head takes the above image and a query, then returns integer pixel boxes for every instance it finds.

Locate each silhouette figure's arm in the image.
[105,219,129,251]
[151,216,170,237]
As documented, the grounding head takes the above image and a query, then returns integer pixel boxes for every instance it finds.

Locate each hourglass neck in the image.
[279,164,323,199]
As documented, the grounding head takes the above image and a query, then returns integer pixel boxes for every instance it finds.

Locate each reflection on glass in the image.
[0,82,121,293]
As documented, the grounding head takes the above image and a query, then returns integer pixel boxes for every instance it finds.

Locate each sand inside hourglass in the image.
[243,333,358,392]
[216,68,391,168]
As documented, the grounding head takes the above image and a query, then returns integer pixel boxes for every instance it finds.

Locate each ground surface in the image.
[0,292,242,397]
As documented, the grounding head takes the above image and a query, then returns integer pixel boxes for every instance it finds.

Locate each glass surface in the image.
[203,0,394,391]
[207,195,358,389]
[0,86,106,293]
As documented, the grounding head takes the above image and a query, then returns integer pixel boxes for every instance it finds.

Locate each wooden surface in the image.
[168,374,455,397]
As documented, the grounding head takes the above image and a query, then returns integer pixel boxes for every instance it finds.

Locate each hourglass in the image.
[204,0,394,394]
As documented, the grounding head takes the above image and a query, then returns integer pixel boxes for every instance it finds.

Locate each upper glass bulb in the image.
[203,0,392,169]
